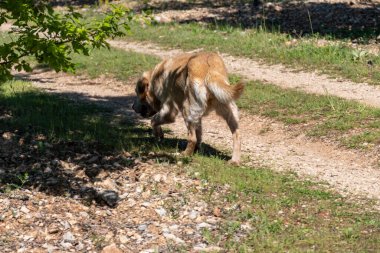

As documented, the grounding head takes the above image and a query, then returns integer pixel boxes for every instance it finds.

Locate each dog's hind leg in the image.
[216,101,241,165]
[182,121,198,156]
[195,119,203,152]
[182,102,203,156]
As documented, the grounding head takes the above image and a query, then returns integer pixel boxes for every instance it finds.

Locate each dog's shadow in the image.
[130,135,231,163]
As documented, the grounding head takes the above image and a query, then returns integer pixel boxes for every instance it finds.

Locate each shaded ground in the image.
[142,0,380,41]
[0,135,234,252]
[0,71,234,252]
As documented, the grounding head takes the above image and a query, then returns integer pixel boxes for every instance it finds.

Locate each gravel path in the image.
[23,70,380,205]
[109,40,380,108]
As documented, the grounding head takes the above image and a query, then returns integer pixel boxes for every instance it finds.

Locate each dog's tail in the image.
[206,73,245,104]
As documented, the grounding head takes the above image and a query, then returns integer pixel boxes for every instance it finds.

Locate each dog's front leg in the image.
[151,103,177,140]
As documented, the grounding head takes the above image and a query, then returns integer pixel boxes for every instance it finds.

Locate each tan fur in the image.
[132,52,244,165]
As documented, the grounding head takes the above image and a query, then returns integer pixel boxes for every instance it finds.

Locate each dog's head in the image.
[132,71,157,118]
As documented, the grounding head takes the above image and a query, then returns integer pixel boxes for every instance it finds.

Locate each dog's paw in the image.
[228,159,240,166]
[181,149,194,157]
[152,126,164,140]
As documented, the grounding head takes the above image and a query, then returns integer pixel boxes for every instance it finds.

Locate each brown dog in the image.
[132,52,244,164]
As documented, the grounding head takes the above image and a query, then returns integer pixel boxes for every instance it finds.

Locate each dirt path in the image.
[109,40,380,108]
[23,70,380,206]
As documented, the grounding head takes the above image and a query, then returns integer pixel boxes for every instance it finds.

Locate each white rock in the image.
[163,233,185,244]
[75,242,84,251]
[153,174,167,183]
[155,207,167,217]
[20,206,30,214]
[17,247,26,253]
[169,224,179,231]
[138,224,147,231]
[79,212,89,218]
[193,245,223,252]
[119,235,129,244]
[136,185,144,194]
[63,231,75,242]
[196,222,212,230]
[141,202,151,207]
[188,210,198,220]
[140,249,155,253]
[60,241,72,249]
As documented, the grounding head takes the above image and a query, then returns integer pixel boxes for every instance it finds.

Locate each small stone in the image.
[60,241,72,249]
[63,232,75,242]
[79,211,89,218]
[101,244,123,253]
[169,224,179,231]
[163,233,185,244]
[153,174,163,182]
[113,162,121,168]
[213,207,221,217]
[140,249,155,253]
[98,190,119,207]
[119,235,128,244]
[135,185,144,194]
[48,224,60,234]
[119,192,129,200]
[138,224,147,231]
[196,222,212,230]
[241,223,252,231]
[193,245,223,252]
[189,210,198,220]
[75,242,84,251]
[17,247,26,253]
[141,202,151,207]
[60,220,71,230]
[87,155,99,163]
[44,167,52,173]
[20,206,30,214]
[155,207,167,217]
[85,166,101,178]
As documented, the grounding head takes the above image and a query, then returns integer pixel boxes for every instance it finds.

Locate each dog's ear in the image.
[137,78,148,94]
[137,71,152,95]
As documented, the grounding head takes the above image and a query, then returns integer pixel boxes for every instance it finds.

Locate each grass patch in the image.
[189,156,380,252]
[71,47,160,81]
[0,80,175,154]
[237,76,380,148]
[124,22,380,84]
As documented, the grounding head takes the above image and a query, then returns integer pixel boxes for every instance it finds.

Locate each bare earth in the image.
[110,40,380,108]
[24,69,380,205]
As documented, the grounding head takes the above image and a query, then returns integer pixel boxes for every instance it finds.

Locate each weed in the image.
[2,172,29,192]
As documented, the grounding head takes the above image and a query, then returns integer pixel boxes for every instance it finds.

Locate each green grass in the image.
[71,47,160,81]
[0,81,174,154]
[189,156,380,252]
[1,70,379,253]
[124,22,380,85]
[237,76,380,148]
